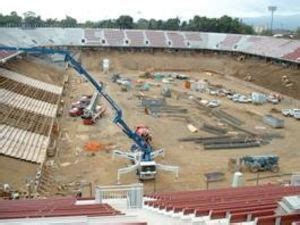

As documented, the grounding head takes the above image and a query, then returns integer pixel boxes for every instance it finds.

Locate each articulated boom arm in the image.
[0,47,153,161]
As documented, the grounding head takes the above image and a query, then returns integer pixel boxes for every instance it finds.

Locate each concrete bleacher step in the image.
[0,68,63,95]
[0,88,57,117]
[1,125,48,163]
[145,184,300,224]
[15,130,28,158]
[4,128,18,155]
[127,208,191,225]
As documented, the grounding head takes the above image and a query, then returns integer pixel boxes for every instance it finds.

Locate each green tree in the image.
[23,11,43,27]
[136,18,149,29]
[116,15,133,29]
[148,19,158,29]
[8,11,22,26]
[260,29,273,36]
[0,11,22,26]
[0,11,255,34]
[45,18,60,27]
[218,15,233,32]
[180,21,188,30]
[188,16,211,31]
[60,16,77,27]
[97,19,117,28]
[84,20,95,28]
[296,27,300,38]
[163,17,180,30]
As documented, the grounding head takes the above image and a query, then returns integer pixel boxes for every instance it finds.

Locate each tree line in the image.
[296,28,300,38]
[0,11,255,34]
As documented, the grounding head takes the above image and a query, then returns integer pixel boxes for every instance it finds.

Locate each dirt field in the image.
[1,50,300,196]
[0,157,38,192]
[49,50,300,196]
[82,50,300,99]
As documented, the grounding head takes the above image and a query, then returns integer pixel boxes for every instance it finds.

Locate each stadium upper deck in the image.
[0,28,299,64]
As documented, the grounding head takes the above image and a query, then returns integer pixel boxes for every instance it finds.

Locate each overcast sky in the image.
[1,0,300,22]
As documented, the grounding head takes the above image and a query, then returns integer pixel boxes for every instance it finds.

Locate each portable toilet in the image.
[102,58,110,73]
[232,171,244,187]
[252,92,267,105]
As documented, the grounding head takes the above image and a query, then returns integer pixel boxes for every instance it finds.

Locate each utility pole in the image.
[268,6,277,34]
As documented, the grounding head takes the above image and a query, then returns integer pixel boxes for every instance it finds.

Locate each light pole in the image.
[268,6,277,34]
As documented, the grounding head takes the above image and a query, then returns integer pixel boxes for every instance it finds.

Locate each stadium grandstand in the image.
[0,26,300,225]
[0,28,299,64]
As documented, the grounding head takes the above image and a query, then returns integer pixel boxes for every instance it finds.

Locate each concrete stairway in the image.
[104,198,191,225]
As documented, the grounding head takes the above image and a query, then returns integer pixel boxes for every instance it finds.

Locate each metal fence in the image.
[95,183,143,208]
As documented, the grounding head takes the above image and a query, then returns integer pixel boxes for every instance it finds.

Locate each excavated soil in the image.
[1,50,300,197]
[82,50,300,99]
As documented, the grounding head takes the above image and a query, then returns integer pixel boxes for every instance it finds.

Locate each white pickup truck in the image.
[282,109,300,119]
[294,109,300,119]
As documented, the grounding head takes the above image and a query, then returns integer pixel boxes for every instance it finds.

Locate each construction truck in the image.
[69,93,105,124]
[0,47,179,184]
[81,92,105,125]
[130,125,155,180]
[69,95,92,117]
[113,124,178,182]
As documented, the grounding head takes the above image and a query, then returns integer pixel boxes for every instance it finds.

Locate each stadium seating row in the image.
[0,68,62,164]
[82,29,300,62]
[0,124,49,163]
[0,50,12,58]
[0,68,63,95]
[0,197,123,219]
[0,88,57,117]
[0,102,52,136]
[0,75,59,104]
[144,185,300,224]
[0,28,299,63]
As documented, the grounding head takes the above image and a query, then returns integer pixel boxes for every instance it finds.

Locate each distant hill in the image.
[243,14,300,31]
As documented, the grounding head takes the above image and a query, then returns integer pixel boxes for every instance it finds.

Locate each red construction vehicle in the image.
[135,124,152,143]
[69,107,84,117]
[68,95,92,117]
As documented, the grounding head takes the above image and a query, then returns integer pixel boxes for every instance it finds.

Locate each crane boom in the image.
[0,47,153,161]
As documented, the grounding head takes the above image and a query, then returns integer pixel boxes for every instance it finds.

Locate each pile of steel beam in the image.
[212,109,243,126]
[178,135,232,143]
[139,97,187,116]
[193,99,212,113]
[178,135,261,150]
[201,123,228,135]
[140,98,167,108]
[153,105,188,114]
[203,138,261,150]
[193,99,257,137]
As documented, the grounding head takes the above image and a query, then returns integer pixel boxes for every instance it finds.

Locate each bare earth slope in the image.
[82,50,300,99]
